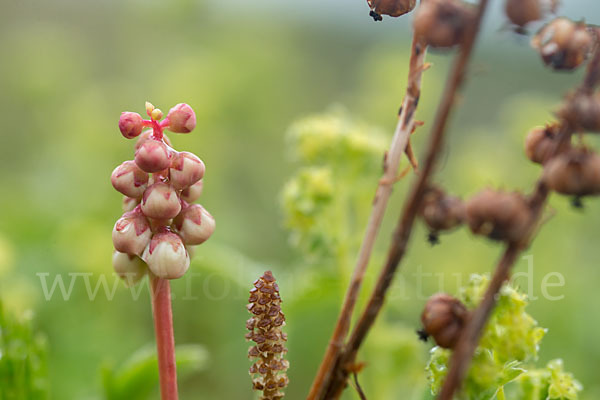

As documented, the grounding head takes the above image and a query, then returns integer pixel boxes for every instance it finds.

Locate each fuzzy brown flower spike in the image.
[246,271,289,400]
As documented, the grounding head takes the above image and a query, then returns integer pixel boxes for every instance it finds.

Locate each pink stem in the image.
[150,274,179,400]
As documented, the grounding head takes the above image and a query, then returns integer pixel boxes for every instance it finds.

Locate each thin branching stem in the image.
[437,40,600,400]
[319,0,491,397]
[307,33,428,400]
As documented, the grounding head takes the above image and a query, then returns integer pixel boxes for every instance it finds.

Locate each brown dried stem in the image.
[319,1,491,398]
[306,34,428,400]
[437,34,600,400]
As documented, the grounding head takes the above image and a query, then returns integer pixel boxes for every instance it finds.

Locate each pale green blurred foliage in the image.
[282,109,387,262]
[427,275,580,400]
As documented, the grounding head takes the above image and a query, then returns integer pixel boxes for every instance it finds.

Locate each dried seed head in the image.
[505,0,557,28]
[169,151,205,190]
[524,123,569,164]
[367,0,416,19]
[173,203,215,245]
[532,18,594,70]
[181,180,204,203]
[414,0,476,48]
[543,147,600,196]
[112,251,147,287]
[558,92,600,132]
[166,103,196,133]
[143,229,190,279]
[135,139,173,173]
[466,189,532,243]
[111,160,149,199]
[141,182,182,220]
[247,271,288,400]
[119,112,144,139]
[112,206,152,256]
[421,293,468,349]
[419,186,466,233]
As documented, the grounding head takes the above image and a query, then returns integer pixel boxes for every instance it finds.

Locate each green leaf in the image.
[102,344,209,400]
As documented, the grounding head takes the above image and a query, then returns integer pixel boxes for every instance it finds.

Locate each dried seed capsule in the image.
[419,186,465,233]
[414,0,476,48]
[421,293,468,349]
[466,189,532,243]
[111,160,149,198]
[112,206,152,256]
[505,0,557,28]
[169,151,205,190]
[367,0,416,20]
[558,92,600,132]
[531,18,593,70]
[173,203,215,245]
[166,103,196,133]
[112,251,147,286]
[543,147,600,196]
[524,124,569,164]
[135,138,173,173]
[181,180,204,203]
[141,182,181,219]
[119,112,143,139]
[143,230,190,279]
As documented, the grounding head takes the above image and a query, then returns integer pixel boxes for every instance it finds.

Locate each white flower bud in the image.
[135,130,172,150]
[166,103,196,133]
[135,139,173,173]
[141,182,182,219]
[111,160,149,198]
[112,251,147,286]
[112,207,152,256]
[181,180,204,203]
[169,151,205,190]
[122,196,139,212]
[173,204,215,245]
[143,231,190,279]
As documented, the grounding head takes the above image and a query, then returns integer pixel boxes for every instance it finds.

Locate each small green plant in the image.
[0,301,48,400]
[425,275,581,400]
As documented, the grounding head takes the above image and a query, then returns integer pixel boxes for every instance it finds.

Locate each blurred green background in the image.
[1,0,600,398]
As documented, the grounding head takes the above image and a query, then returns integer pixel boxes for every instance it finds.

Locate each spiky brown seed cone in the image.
[543,147,600,196]
[419,186,466,233]
[246,271,289,400]
[421,293,468,349]
[524,124,570,165]
[466,189,532,243]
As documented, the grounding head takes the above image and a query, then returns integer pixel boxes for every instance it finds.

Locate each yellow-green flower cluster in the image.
[427,275,580,400]
[281,109,387,259]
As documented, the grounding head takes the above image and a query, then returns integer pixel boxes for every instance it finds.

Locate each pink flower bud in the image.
[111,160,149,198]
[135,139,173,173]
[166,103,196,133]
[112,251,147,286]
[119,112,144,139]
[122,196,139,212]
[112,207,152,256]
[135,130,172,150]
[141,182,181,219]
[169,151,205,190]
[173,204,215,245]
[143,230,190,279]
[181,180,204,203]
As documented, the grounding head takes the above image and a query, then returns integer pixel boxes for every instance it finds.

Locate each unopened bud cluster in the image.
[111,102,215,284]
[420,293,468,349]
[246,271,289,400]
